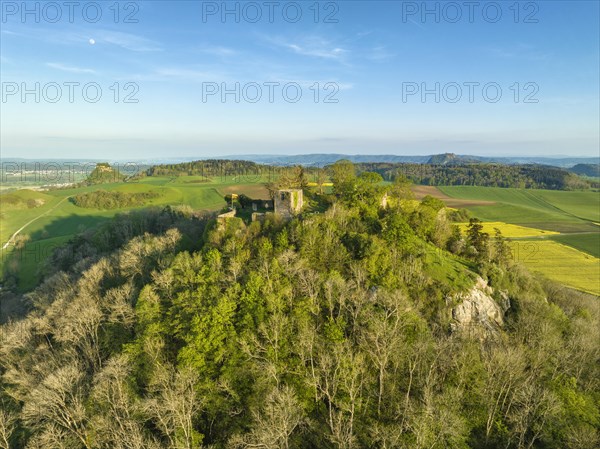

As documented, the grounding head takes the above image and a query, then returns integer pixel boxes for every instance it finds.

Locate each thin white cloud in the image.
[486,44,550,61]
[268,77,354,91]
[46,62,96,74]
[367,46,396,62]
[154,67,213,80]
[287,43,347,60]
[262,34,349,62]
[1,25,162,53]
[128,67,230,83]
[406,18,427,30]
[197,45,237,57]
[96,30,162,52]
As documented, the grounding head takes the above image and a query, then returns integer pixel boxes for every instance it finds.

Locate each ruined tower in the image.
[274,189,303,219]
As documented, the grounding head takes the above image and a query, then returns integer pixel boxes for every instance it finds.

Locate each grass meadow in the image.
[439,186,600,232]
[0,175,273,290]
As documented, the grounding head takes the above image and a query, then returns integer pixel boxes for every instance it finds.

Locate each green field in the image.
[438,186,600,232]
[0,176,272,290]
[551,233,600,258]
[438,186,599,294]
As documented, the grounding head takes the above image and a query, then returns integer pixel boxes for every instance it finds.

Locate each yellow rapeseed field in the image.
[458,222,560,238]
[307,182,334,187]
[458,221,597,295]
[508,240,600,296]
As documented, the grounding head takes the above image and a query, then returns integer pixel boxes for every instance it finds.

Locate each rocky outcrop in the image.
[450,277,510,337]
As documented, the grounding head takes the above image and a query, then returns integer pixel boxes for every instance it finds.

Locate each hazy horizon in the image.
[1,151,599,164]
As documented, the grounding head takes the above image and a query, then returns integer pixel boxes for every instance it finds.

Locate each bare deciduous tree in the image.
[54,295,104,371]
[482,344,527,443]
[91,355,161,449]
[241,312,291,388]
[22,363,91,449]
[313,342,366,449]
[145,365,202,449]
[358,291,408,416]
[0,406,16,449]
[229,385,304,449]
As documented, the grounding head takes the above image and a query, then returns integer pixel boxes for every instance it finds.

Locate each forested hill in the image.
[138,158,592,190]
[353,162,592,190]
[569,163,600,178]
[426,153,480,165]
[1,166,598,448]
[206,153,599,168]
[141,159,266,178]
[85,162,127,185]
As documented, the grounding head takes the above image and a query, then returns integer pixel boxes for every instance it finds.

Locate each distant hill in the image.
[569,163,600,178]
[353,162,591,190]
[85,163,127,184]
[226,153,430,166]
[221,153,599,168]
[141,159,262,178]
[478,156,600,168]
[426,153,480,165]
[3,155,599,170]
[139,157,594,191]
[424,153,600,168]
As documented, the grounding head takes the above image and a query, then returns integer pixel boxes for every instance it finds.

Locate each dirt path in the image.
[2,196,70,250]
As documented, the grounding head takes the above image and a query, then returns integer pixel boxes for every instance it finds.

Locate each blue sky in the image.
[1,0,599,159]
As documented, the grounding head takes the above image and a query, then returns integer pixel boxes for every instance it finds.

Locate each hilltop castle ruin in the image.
[274,189,303,218]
